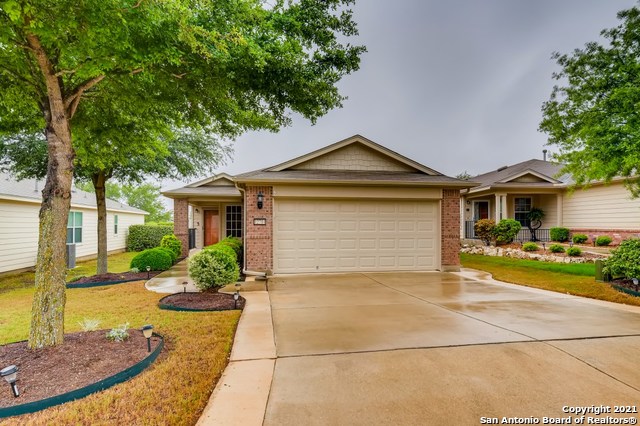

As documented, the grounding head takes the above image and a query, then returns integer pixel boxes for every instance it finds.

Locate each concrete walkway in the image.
[197,269,640,426]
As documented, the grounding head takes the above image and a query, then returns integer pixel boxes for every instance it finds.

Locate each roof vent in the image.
[497,166,508,172]
[543,149,548,161]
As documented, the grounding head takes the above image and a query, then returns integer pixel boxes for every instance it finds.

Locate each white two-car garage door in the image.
[274,199,439,273]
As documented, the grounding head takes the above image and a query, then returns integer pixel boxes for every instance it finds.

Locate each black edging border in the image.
[66,278,145,289]
[612,284,640,298]
[0,333,164,419]
[158,293,245,312]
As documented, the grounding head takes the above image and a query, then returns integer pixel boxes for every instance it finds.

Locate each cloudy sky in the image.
[163,0,636,194]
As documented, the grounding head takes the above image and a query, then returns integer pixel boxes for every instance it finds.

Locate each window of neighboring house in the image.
[514,197,532,227]
[114,214,118,235]
[67,211,83,244]
[225,205,242,238]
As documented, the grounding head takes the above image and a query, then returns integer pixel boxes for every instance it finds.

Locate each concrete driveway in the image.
[263,271,640,425]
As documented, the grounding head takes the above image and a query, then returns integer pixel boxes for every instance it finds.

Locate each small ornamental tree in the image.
[474,219,496,246]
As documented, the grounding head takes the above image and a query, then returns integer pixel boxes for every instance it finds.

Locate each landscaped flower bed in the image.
[460,244,607,263]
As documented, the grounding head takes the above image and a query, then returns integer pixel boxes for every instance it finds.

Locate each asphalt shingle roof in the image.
[470,159,572,189]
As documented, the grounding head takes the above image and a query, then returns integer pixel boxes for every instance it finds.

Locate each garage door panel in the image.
[274,200,438,273]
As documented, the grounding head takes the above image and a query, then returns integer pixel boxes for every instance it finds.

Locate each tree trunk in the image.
[27,34,75,349]
[92,171,109,275]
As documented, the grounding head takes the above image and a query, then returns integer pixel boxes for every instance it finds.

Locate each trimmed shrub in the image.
[160,234,182,258]
[522,242,539,252]
[189,247,240,292]
[127,224,173,251]
[595,235,612,246]
[159,247,177,264]
[603,238,640,278]
[204,243,237,261]
[493,219,522,244]
[572,234,588,244]
[130,247,173,271]
[218,237,243,258]
[474,219,495,246]
[548,244,565,253]
[566,247,582,257]
[550,227,570,242]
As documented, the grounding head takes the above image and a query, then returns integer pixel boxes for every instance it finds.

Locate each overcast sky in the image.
[162,0,636,195]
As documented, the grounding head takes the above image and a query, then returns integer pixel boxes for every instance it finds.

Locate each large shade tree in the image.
[540,5,640,196]
[0,0,365,348]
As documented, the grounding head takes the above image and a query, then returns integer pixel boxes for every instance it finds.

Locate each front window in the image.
[225,205,242,238]
[67,211,83,244]
[514,197,531,227]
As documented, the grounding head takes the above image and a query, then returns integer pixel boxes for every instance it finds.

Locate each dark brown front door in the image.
[475,201,489,220]
[204,210,219,246]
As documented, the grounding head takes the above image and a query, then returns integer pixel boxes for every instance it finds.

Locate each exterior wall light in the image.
[142,325,154,352]
[257,191,264,209]
[1,365,19,397]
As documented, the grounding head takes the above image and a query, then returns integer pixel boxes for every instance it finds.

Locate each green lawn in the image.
[0,251,138,292]
[0,252,240,425]
[460,253,640,306]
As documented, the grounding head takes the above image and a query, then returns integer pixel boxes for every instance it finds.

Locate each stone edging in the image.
[0,333,164,419]
[460,245,606,263]
[158,293,245,312]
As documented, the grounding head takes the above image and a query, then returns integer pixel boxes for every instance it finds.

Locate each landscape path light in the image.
[1,365,19,397]
[146,266,151,280]
[182,281,188,293]
[234,292,240,309]
[142,325,154,352]
[633,278,639,292]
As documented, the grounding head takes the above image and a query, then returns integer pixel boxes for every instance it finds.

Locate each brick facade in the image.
[244,186,273,272]
[173,198,189,257]
[441,189,461,271]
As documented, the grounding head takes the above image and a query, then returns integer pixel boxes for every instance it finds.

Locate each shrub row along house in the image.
[0,172,146,274]
[460,158,640,244]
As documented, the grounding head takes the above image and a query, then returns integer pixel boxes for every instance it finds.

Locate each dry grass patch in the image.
[0,282,240,425]
[460,253,640,306]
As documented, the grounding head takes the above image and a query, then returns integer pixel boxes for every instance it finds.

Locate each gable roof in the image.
[162,173,242,198]
[465,159,571,194]
[0,173,147,214]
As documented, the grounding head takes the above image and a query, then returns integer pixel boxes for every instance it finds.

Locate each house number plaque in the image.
[253,218,267,225]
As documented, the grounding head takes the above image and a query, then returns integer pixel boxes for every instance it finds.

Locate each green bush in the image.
[595,235,612,246]
[572,234,588,244]
[493,219,522,244]
[522,242,539,252]
[566,247,582,257]
[130,247,173,271]
[474,219,495,246]
[550,227,570,242]
[603,238,640,278]
[218,237,242,258]
[159,247,177,264]
[549,244,565,253]
[127,224,173,251]
[188,247,240,291]
[204,243,237,261]
[160,234,182,258]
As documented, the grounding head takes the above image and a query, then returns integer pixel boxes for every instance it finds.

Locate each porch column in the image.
[556,193,563,226]
[441,189,461,272]
[494,193,506,222]
[174,198,189,257]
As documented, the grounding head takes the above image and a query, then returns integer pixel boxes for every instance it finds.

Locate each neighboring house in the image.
[0,173,147,274]
[461,158,640,243]
[163,135,474,274]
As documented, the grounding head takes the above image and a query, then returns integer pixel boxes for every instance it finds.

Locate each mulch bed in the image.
[160,292,245,311]
[68,271,161,285]
[0,330,162,408]
[611,278,640,295]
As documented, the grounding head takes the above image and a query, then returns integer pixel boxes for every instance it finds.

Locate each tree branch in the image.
[63,75,105,111]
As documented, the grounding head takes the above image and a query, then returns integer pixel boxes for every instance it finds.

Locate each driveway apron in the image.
[264,271,640,425]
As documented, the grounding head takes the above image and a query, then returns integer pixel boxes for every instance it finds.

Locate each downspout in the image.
[234,181,267,278]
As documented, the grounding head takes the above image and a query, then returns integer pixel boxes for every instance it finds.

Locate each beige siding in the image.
[535,194,558,229]
[291,144,416,172]
[0,199,145,273]
[563,183,640,230]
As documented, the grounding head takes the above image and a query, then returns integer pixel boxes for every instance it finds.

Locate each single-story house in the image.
[163,135,475,274]
[461,158,640,243]
[0,173,147,274]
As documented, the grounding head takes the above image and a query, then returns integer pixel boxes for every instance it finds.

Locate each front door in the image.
[204,210,219,246]
[474,201,489,220]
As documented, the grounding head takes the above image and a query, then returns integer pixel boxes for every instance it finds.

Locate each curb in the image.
[0,333,164,419]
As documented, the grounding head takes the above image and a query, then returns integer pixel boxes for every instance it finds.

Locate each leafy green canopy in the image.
[540,5,640,196]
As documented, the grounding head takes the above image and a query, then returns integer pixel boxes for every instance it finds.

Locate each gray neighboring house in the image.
[0,173,147,274]
[461,158,640,243]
